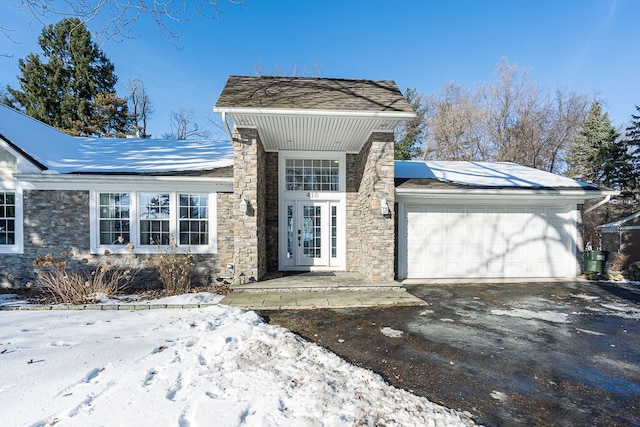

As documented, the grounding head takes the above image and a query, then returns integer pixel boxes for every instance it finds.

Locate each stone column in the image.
[232,127,266,282]
[353,131,396,281]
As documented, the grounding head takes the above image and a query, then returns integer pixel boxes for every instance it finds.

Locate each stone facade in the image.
[346,132,396,281]
[265,152,279,272]
[231,127,267,282]
[229,130,396,282]
[0,190,91,288]
[0,189,235,289]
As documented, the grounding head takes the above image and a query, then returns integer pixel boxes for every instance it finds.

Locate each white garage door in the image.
[406,205,573,279]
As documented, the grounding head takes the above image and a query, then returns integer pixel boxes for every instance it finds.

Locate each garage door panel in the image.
[406,204,573,279]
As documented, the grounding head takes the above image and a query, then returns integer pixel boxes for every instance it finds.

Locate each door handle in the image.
[298,230,301,246]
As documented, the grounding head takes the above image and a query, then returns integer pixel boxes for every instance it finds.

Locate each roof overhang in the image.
[213,107,416,153]
[396,187,619,203]
[13,173,234,192]
[0,133,47,173]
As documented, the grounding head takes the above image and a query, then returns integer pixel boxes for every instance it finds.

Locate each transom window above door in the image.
[285,159,340,191]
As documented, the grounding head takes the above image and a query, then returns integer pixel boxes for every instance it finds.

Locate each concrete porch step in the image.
[230,283,404,293]
[220,288,427,310]
[220,272,425,309]
[229,271,403,293]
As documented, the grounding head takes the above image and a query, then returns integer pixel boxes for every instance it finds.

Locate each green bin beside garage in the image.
[583,250,607,274]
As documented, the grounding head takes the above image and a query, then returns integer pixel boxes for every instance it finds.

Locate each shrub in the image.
[33,250,136,304]
[147,242,194,296]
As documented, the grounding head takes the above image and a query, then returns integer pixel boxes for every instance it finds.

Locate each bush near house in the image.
[32,250,137,304]
[146,242,194,296]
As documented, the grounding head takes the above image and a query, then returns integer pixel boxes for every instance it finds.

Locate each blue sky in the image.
[1,0,638,139]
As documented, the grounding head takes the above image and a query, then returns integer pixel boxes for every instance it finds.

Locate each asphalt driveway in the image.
[260,280,640,426]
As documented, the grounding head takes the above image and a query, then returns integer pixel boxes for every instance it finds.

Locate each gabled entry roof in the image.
[215,76,414,111]
[213,76,416,153]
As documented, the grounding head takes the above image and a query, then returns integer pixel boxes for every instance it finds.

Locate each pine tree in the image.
[395,88,428,160]
[4,18,129,136]
[566,101,633,194]
[624,105,640,199]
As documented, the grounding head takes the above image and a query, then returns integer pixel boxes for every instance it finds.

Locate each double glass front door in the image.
[285,200,340,268]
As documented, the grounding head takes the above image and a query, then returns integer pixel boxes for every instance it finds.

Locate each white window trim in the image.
[0,186,23,254]
[90,191,217,255]
[278,151,346,195]
[277,151,346,271]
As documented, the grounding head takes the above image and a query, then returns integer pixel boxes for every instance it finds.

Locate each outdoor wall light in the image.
[240,197,248,214]
[380,198,390,217]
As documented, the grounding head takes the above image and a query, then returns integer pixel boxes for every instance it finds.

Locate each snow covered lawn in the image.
[0,293,474,426]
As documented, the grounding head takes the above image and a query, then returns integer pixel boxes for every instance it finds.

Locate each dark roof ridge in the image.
[215,75,412,113]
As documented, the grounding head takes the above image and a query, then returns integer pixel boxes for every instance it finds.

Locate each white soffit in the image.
[223,109,413,152]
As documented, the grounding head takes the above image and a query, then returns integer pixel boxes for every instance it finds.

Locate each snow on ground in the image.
[380,327,403,338]
[597,302,640,319]
[490,308,570,323]
[0,293,474,427]
[569,293,600,301]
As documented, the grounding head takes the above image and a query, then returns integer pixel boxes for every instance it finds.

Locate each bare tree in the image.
[419,58,592,173]
[544,90,591,173]
[165,108,210,140]
[127,77,153,138]
[20,0,244,41]
[423,83,487,161]
[481,58,538,162]
[1,25,17,57]
[253,59,323,77]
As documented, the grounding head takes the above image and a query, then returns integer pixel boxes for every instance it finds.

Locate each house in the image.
[395,161,615,279]
[597,211,640,270]
[0,75,614,288]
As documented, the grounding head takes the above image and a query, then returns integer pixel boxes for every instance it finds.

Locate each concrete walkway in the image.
[220,272,427,310]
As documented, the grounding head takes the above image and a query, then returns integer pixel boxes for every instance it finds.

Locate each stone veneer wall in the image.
[265,152,279,272]
[0,190,91,288]
[0,189,235,289]
[346,132,396,281]
[232,127,267,282]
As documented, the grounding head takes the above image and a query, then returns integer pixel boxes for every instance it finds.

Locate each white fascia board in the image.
[0,139,44,174]
[13,173,234,192]
[213,106,416,120]
[395,187,618,202]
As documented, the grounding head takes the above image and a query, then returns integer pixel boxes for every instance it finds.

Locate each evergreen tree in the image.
[624,105,640,198]
[566,101,634,194]
[395,88,428,160]
[4,18,129,136]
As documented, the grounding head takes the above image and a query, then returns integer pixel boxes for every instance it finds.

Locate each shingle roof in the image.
[215,75,413,113]
[0,103,233,174]
[394,160,605,191]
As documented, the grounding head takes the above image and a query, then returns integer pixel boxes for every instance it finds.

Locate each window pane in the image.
[139,193,170,246]
[0,192,16,246]
[284,159,340,191]
[178,193,208,246]
[331,205,337,258]
[99,193,131,245]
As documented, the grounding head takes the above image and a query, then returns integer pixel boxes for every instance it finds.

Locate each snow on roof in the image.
[395,160,598,190]
[0,104,233,174]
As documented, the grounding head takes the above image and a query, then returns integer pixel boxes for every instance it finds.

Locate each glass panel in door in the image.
[297,202,328,266]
